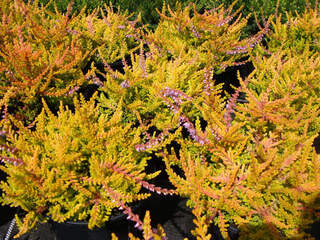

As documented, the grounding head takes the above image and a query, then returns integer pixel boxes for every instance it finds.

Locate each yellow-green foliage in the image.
[0,0,95,123]
[98,44,206,131]
[255,3,320,55]
[246,49,320,139]
[96,1,271,136]
[111,211,167,240]
[69,3,141,65]
[162,21,320,240]
[144,2,269,72]
[1,0,319,239]
[0,94,155,237]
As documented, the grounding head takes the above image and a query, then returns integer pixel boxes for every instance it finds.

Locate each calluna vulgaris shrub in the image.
[26,0,317,36]
[251,3,320,133]
[157,6,320,240]
[192,0,318,36]
[161,52,320,239]
[98,44,206,132]
[111,211,167,240]
[70,2,142,66]
[23,0,109,16]
[0,94,175,238]
[254,2,320,55]
[23,0,197,30]
[97,2,269,138]
[144,2,270,73]
[0,0,140,124]
[1,0,319,239]
[0,0,94,124]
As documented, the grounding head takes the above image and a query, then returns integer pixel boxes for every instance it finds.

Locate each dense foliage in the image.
[0,94,174,237]
[0,0,319,239]
[0,0,93,124]
[193,0,318,35]
[159,4,320,239]
[97,2,268,135]
[23,0,318,34]
[162,50,320,239]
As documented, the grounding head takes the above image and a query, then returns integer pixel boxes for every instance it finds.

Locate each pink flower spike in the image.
[120,80,130,88]
[134,223,140,229]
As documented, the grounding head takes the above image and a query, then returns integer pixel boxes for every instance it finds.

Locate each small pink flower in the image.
[120,80,130,88]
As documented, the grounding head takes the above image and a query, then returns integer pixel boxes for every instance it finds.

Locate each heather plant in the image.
[111,211,167,240]
[24,0,205,30]
[23,0,107,16]
[254,1,320,56]
[249,4,320,135]
[156,33,320,240]
[97,1,269,141]
[106,0,217,30]
[97,44,206,133]
[144,2,270,73]
[0,94,175,238]
[0,0,96,124]
[248,50,320,136]
[108,0,181,30]
[192,0,317,36]
[24,0,206,31]
[23,0,317,36]
[69,3,142,66]
[40,0,316,36]
[0,0,142,125]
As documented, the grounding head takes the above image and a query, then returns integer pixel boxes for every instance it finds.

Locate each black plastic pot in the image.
[0,168,16,226]
[51,221,111,240]
[51,203,142,240]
